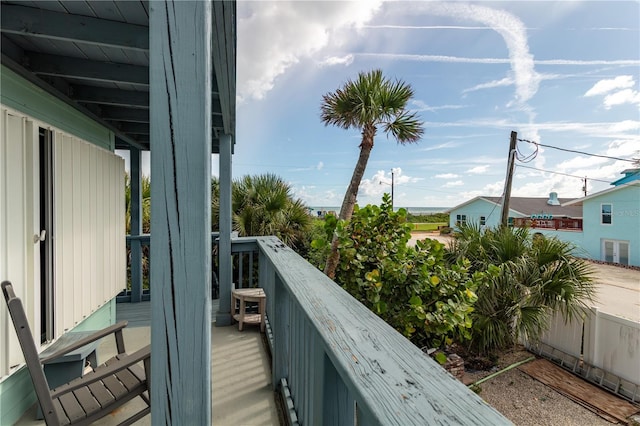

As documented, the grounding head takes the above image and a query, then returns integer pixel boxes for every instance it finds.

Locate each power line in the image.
[516,164,612,183]
[518,138,636,163]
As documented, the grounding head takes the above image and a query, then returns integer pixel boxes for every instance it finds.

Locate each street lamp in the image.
[379,169,394,210]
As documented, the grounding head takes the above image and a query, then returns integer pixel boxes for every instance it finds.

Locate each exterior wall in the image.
[582,185,640,266]
[448,199,525,229]
[0,300,116,425]
[530,229,586,256]
[1,65,114,151]
[0,82,125,421]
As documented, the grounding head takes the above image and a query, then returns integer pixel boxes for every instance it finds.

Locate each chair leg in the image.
[238,298,245,331]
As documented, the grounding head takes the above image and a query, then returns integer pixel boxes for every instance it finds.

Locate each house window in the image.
[480,216,486,226]
[601,204,612,224]
[456,214,467,226]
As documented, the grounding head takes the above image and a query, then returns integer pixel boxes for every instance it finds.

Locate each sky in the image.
[231,0,639,208]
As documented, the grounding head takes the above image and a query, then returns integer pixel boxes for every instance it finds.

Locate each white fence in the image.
[529,307,640,401]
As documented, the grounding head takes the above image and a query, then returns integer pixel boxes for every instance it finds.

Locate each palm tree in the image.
[448,223,596,354]
[212,174,312,251]
[321,69,424,278]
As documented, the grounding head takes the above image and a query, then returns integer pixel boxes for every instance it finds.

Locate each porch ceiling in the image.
[0,0,236,153]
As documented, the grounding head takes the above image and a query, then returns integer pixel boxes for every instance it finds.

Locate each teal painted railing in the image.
[120,232,256,303]
[251,236,510,425]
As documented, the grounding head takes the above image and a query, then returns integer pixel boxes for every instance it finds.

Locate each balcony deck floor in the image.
[16,300,280,425]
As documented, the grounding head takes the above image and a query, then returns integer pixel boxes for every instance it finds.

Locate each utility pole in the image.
[500,131,517,227]
[583,177,588,197]
[391,169,394,211]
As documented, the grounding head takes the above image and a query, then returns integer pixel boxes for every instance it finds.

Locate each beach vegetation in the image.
[320,69,424,279]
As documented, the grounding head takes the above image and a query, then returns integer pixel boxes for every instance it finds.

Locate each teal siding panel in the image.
[449,199,513,229]
[0,65,114,151]
[0,367,36,426]
[582,185,640,266]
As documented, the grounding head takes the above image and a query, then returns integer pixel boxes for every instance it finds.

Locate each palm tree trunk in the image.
[324,128,375,279]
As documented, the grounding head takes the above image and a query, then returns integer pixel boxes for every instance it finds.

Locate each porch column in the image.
[149,1,212,424]
[216,133,232,325]
[129,147,143,303]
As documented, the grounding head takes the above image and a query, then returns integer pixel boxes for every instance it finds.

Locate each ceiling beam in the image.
[73,85,149,107]
[100,106,149,123]
[117,122,149,135]
[28,52,148,86]
[1,4,149,51]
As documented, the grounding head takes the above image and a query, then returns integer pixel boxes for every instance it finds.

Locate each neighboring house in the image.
[447,192,582,230]
[563,181,640,267]
[447,171,640,267]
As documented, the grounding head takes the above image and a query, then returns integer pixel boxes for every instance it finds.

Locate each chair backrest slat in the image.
[1,281,60,424]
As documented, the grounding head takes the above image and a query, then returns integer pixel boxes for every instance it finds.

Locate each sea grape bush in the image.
[316,194,484,349]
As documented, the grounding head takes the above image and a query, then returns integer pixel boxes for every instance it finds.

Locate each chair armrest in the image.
[50,345,151,398]
[40,321,129,364]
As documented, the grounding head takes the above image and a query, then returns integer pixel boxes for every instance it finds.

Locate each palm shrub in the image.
[448,223,596,354]
[211,174,312,252]
[318,194,484,349]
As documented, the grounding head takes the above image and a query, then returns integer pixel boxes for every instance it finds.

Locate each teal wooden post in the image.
[129,147,142,303]
[215,133,232,325]
[149,1,212,423]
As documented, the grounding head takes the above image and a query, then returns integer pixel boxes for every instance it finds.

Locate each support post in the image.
[129,147,143,303]
[149,1,212,423]
[500,131,517,227]
[216,133,233,325]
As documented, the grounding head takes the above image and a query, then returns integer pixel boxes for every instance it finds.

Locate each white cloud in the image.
[467,165,490,174]
[411,100,468,112]
[319,55,354,67]
[435,173,460,179]
[463,77,513,94]
[237,1,381,101]
[316,161,324,171]
[359,168,421,197]
[584,75,635,97]
[443,180,464,188]
[603,89,640,109]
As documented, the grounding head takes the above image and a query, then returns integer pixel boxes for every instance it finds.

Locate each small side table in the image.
[232,288,266,332]
[37,331,101,419]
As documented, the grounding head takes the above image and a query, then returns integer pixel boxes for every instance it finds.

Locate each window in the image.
[456,214,467,226]
[601,204,612,224]
[480,216,486,226]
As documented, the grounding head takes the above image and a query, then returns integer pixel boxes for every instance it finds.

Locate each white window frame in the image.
[601,203,612,225]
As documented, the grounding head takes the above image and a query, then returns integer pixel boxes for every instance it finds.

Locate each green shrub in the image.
[315,194,483,349]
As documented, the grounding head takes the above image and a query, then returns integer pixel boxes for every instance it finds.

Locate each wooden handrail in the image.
[256,236,509,425]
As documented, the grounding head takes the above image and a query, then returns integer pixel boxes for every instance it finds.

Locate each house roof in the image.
[563,182,640,206]
[448,195,583,218]
[0,1,236,152]
[611,168,640,186]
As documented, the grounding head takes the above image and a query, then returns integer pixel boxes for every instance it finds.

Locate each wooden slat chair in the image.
[2,281,151,426]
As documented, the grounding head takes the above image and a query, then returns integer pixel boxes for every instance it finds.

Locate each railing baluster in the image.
[238,252,244,288]
[273,274,290,385]
[323,355,355,426]
[248,251,254,287]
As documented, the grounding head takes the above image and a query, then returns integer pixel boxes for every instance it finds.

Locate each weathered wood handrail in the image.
[255,236,510,425]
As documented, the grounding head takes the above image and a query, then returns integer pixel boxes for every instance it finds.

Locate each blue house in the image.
[563,180,640,267]
[447,172,640,267]
[0,1,509,424]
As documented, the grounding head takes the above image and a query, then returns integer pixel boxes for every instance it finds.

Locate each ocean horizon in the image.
[310,206,450,215]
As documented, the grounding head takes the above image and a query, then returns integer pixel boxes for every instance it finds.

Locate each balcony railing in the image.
[253,236,508,425]
[122,234,509,423]
[512,217,583,231]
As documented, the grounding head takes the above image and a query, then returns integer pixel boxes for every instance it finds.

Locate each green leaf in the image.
[409,295,422,306]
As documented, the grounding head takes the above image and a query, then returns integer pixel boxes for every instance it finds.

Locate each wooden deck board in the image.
[519,359,640,423]
[116,299,219,327]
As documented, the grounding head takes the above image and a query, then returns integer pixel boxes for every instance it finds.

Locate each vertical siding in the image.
[53,131,124,333]
[1,109,31,374]
[0,106,124,378]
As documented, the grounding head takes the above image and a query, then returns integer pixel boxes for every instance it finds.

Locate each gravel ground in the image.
[465,347,613,426]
